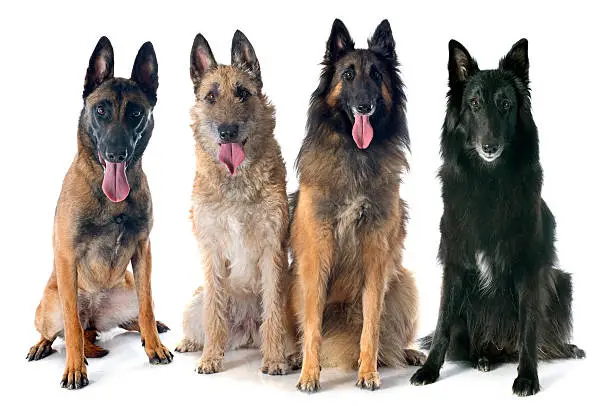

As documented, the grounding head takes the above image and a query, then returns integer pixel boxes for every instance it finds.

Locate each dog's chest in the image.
[193,197,282,291]
[474,251,495,294]
[76,210,149,289]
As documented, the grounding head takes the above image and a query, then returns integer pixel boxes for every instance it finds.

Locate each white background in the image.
[1,0,610,404]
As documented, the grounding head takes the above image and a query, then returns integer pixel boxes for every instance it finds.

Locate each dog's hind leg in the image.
[379,267,425,368]
[538,268,586,360]
[83,328,108,358]
[28,275,64,361]
[259,245,290,375]
[176,287,205,353]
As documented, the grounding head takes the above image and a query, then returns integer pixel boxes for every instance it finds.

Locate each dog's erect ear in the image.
[131,42,158,105]
[190,33,217,90]
[83,36,114,99]
[500,38,529,83]
[448,39,479,88]
[368,19,396,60]
[325,19,355,63]
[231,30,262,89]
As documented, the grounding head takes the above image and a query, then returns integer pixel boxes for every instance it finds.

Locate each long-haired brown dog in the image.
[26,37,172,389]
[289,19,424,392]
[176,31,290,375]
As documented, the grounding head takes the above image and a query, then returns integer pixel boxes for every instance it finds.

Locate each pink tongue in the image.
[218,143,246,175]
[352,114,374,149]
[102,161,130,202]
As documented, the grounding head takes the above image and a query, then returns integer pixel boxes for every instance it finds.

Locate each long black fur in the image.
[410,39,584,397]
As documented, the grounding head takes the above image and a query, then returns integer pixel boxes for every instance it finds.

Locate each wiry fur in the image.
[410,39,585,397]
[177,31,291,376]
[289,19,423,393]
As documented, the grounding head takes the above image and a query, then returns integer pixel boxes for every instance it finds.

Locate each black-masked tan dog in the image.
[175,31,290,375]
[26,37,172,389]
[289,19,424,392]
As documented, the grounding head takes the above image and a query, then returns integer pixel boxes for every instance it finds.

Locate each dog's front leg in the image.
[294,187,333,392]
[260,244,289,375]
[512,269,541,396]
[56,253,87,389]
[411,264,466,386]
[197,247,229,374]
[356,235,389,391]
[132,239,173,365]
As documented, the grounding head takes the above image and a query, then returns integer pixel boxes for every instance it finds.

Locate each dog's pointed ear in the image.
[500,38,529,83]
[231,30,262,89]
[368,19,396,60]
[325,19,355,63]
[190,33,217,90]
[448,39,478,88]
[131,42,158,105]
[83,36,114,99]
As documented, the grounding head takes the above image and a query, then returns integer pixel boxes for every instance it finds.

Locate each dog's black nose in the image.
[482,144,499,155]
[356,104,373,115]
[218,124,239,142]
[105,149,127,163]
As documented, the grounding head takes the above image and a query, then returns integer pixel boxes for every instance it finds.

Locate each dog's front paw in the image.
[512,376,540,396]
[144,342,174,365]
[196,356,223,374]
[296,367,321,392]
[261,358,289,375]
[356,371,381,391]
[476,357,490,372]
[60,357,89,390]
[410,365,440,386]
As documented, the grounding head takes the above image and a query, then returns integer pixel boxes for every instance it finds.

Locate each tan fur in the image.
[177,61,290,375]
[28,47,172,386]
[291,150,422,391]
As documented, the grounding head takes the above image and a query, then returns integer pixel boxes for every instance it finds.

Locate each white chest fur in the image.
[475,251,495,294]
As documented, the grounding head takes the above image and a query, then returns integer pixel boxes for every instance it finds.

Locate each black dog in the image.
[410,39,584,396]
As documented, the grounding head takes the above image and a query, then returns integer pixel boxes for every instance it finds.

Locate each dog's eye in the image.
[470,98,480,108]
[130,109,142,119]
[205,92,216,104]
[342,69,355,81]
[96,105,106,116]
[502,99,511,111]
[236,86,251,103]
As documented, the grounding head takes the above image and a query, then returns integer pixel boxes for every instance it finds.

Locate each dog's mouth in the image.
[218,139,247,176]
[98,152,131,202]
[476,144,504,163]
[351,106,375,149]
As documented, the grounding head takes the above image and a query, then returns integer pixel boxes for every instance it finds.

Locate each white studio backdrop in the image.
[0,0,609,404]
